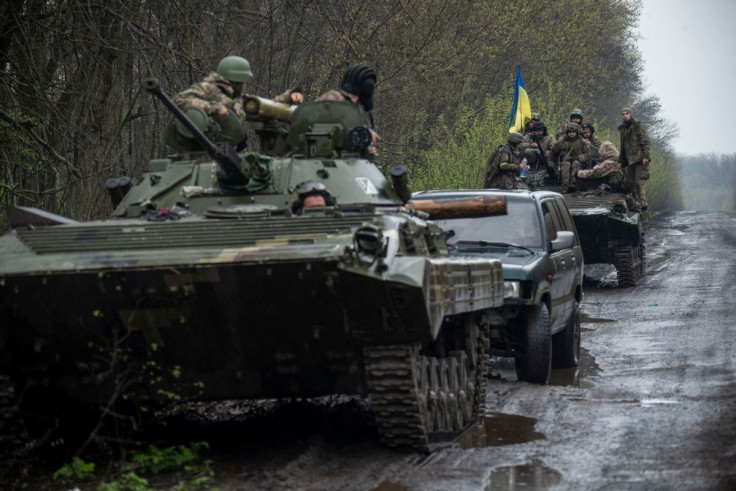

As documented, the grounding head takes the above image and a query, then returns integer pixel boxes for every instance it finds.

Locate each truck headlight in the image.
[504,281,522,299]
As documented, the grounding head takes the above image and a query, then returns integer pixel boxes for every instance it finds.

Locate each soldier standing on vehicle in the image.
[316,64,380,154]
[484,132,529,189]
[618,107,651,210]
[549,123,589,193]
[556,108,585,138]
[581,122,602,168]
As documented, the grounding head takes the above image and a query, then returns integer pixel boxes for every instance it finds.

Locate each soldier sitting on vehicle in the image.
[549,123,589,194]
[522,112,542,136]
[576,141,625,191]
[518,121,554,173]
[580,122,602,169]
[291,180,336,214]
[555,108,585,139]
[483,132,529,189]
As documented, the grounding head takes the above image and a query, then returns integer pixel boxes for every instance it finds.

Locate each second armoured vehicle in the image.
[0,79,508,451]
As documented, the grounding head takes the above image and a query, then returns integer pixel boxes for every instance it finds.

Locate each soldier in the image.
[556,108,585,139]
[518,121,554,173]
[618,107,651,210]
[522,113,542,136]
[549,123,589,193]
[484,132,529,189]
[580,122,602,168]
[577,141,625,189]
[316,64,380,153]
[174,55,303,122]
[291,180,335,214]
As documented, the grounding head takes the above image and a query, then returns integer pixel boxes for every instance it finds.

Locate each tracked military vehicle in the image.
[0,79,507,451]
[524,166,645,287]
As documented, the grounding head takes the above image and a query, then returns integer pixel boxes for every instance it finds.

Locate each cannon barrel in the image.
[141,78,248,186]
[243,95,296,123]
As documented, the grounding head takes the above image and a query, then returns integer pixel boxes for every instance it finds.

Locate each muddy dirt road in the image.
[185,211,736,490]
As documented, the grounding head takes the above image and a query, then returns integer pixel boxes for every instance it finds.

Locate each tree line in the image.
[1,0,682,231]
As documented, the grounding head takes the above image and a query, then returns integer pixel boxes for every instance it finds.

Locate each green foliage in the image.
[413,95,510,191]
[96,442,214,491]
[127,442,210,475]
[646,146,684,211]
[53,457,96,483]
[97,472,150,491]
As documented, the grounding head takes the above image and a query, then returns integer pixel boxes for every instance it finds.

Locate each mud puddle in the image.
[455,413,544,449]
[489,348,600,387]
[485,464,562,490]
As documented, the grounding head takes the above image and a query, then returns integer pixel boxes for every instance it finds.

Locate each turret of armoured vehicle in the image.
[0,79,508,451]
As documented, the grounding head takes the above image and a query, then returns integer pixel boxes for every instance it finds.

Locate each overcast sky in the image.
[639,0,736,155]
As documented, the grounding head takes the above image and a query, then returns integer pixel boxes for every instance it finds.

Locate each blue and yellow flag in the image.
[508,65,531,133]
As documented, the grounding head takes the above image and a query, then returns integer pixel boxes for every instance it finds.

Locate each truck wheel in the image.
[514,303,552,384]
[552,301,580,368]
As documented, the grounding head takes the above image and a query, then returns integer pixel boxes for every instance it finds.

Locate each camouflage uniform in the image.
[315,89,354,104]
[618,115,651,208]
[577,141,624,187]
[174,72,298,123]
[484,143,523,189]
[549,123,589,192]
[518,126,554,172]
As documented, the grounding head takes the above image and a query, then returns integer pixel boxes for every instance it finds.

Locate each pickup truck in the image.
[409,189,584,384]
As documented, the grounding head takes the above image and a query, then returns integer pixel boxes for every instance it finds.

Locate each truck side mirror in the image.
[550,230,575,251]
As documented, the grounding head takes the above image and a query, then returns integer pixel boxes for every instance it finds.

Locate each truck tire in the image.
[514,303,552,384]
[552,301,580,368]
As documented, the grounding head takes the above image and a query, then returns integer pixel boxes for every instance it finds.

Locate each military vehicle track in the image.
[364,320,488,452]
[613,238,645,287]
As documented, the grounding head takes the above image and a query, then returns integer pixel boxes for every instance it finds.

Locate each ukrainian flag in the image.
[508,65,531,133]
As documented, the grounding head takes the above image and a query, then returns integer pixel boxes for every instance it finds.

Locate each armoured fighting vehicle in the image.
[524,168,645,287]
[0,79,507,451]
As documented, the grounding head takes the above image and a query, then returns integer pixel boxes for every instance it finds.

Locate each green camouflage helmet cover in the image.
[217,56,253,83]
[570,108,584,119]
[507,132,525,143]
[566,122,582,134]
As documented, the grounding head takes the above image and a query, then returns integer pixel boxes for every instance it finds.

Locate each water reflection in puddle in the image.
[485,464,562,490]
[371,481,411,491]
[580,312,616,324]
[455,413,544,449]
[489,348,600,387]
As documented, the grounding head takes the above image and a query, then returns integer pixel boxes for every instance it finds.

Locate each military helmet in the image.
[531,112,541,121]
[291,180,335,212]
[507,132,525,144]
[175,107,210,139]
[581,122,595,133]
[532,121,547,133]
[216,56,253,83]
[566,122,582,133]
[341,64,377,111]
[570,108,584,119]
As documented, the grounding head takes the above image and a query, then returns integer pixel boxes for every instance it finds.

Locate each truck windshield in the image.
[433,199,543,250]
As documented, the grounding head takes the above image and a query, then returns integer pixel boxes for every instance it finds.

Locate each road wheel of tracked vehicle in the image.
[552,301,581,368]
[614,242,643,287]
[364,318,488,451]
[514,303,552,384]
